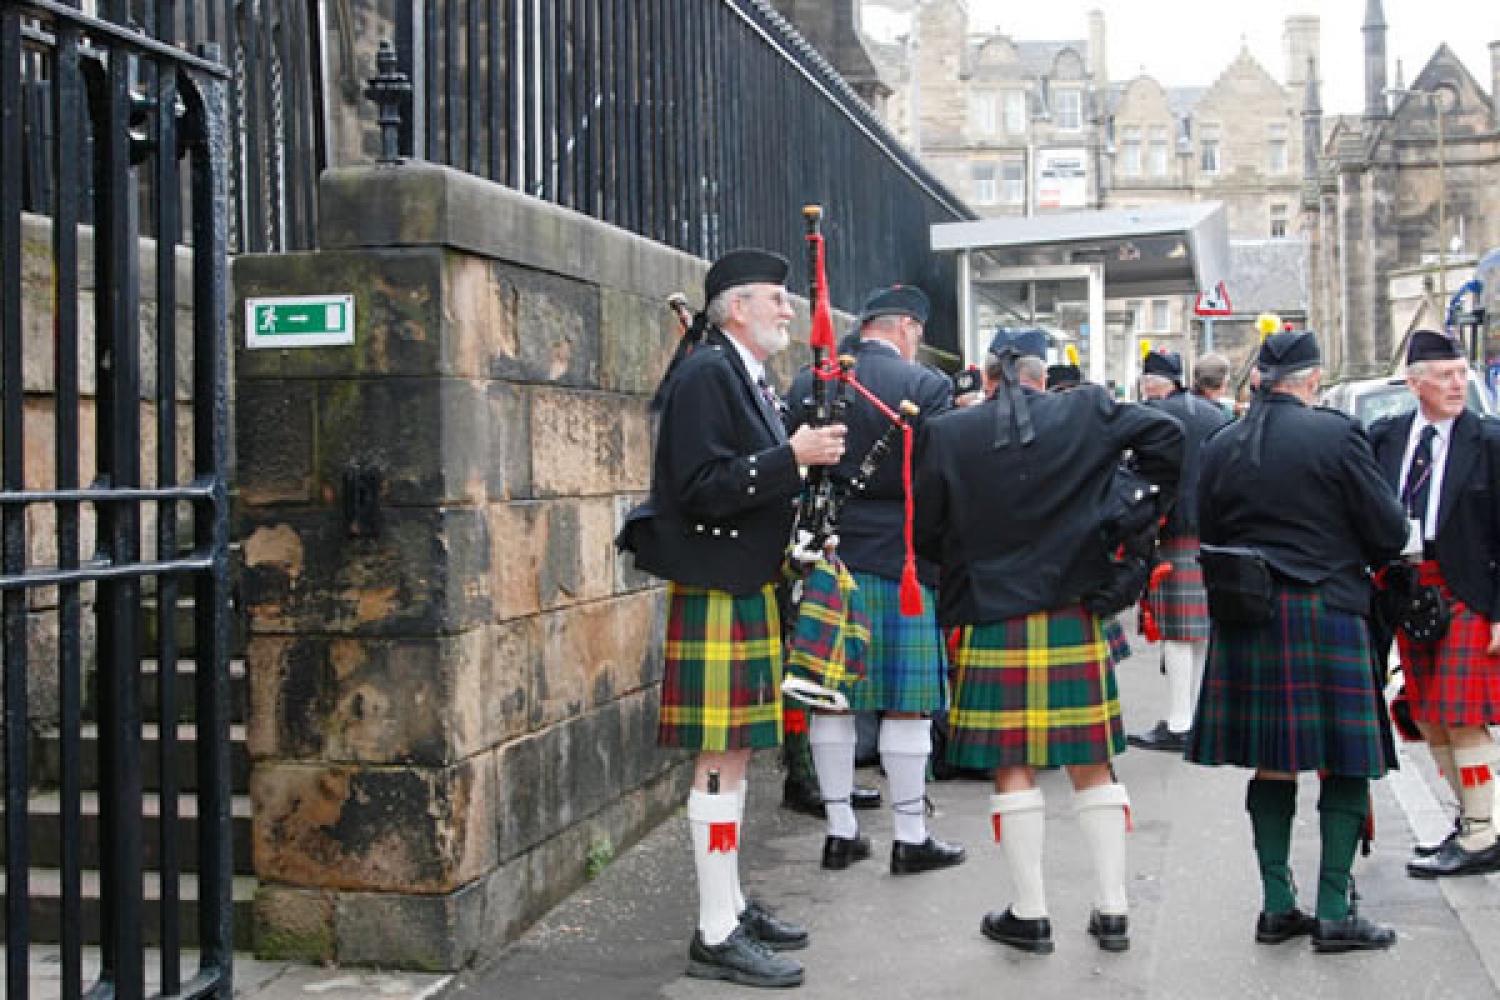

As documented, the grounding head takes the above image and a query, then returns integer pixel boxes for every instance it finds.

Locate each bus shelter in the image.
[930,203,1230,391]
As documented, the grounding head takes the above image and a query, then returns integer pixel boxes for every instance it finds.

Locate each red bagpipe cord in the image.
[1138,561,1173,642]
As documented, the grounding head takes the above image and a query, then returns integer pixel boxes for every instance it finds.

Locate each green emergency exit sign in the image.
[246,294,355,348]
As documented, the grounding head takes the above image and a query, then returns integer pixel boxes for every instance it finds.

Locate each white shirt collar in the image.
[724,330,766,386]
[1412,410,1456,443]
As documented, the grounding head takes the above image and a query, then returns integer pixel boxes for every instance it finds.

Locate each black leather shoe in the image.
[821,833,872,870]
[890,835,967,874]
[1088,910,1129,952]
[980,907,1054,954]
[1413,819,1461,858]
[1126,720,1188,753]
[687,927,804,987]
[782,780,824,819]
[1406,836,1500,878]
[740,899,808,952]
[1311,914,1397,954]
[1255,907,1319,944]
[851,785,881,810]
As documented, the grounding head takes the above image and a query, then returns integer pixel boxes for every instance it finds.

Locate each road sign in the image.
[246,294,355,348]
[1193,282,1232,317]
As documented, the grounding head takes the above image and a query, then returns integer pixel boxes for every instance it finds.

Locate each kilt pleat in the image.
[1186,585,1395,777]
[1146,536,1210,641]
[658,582,784,752]
[1398,560,1500,726]
[946,606,1124,768]
[845,573,947,714]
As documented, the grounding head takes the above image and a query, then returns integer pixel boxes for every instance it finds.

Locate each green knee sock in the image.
[1246,777,1298,914]
[1317,776,1370,922]
[782,706,818,791]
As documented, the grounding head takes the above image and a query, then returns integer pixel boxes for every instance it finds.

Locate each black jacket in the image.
[914,384,1183,627]
[1369,408,1500,620]
[1146,388,1231,538]
[786,339,953,585]
[1198,393,1407,615]
[617,329,803,595]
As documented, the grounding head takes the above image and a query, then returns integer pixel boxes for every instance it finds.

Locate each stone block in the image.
[483,263,601,389]
[484,381,532,501]
[251,756,495,893]
[489,498,620,619]
[485,615,539,746]
[598,286,679,395]
[333,880,487,972]
[236,380,317,505]
[530,388,651,497]
[253,885,336,963]
[531,592,664,730]
[246,629,488,766]
[239,506,491,636]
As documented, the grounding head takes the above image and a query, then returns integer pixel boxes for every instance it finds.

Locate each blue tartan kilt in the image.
[845,573,947,714]
[1185,584,1396,778]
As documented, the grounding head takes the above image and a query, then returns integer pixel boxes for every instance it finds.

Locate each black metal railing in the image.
[393,0,976,350]
[2,1,234,998]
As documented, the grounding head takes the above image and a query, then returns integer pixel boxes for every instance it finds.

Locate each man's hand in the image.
[1488,622,1500,656]
[790,423,847,467]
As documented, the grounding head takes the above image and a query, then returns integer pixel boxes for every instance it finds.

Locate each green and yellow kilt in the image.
[846,573,946,714]
[946,605,1124,769]
[657,582,784,752]
[1185,584,1395,778]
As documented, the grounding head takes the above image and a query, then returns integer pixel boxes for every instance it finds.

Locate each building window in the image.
[1199,124,1220,175]
[972,164,998,205]
[1267,121,1288,175]
[1003,91,1027,134]
[1150,299,1171,332]
[1148,125,1169,176]
[1270,203,1289,238]
[1126,299,1144,334]
[969,94,998,135]
[1121,125,1141,177]
[1054,89,1082,131]
[1001,160,1025,205]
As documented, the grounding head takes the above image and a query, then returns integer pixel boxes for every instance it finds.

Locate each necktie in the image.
[756,377,781,411]
[1403,424,1437,523]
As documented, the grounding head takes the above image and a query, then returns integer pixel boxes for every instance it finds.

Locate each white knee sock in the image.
[810,712,859,839]
[733,779,749,915]
[689,788,742,944]
[1454,743,1498,851]
[880,718,932,846]
[1075,783,1131,916]
[991,789,1047,919]
[1164,641,1196,733]
[1430,743,1461,804]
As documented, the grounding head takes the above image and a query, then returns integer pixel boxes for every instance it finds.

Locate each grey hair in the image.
[863,314,904,334]
[1263,365,1321,392]
[1141,373,1176,394]
[986,354,1045,386]
[1405,361,1429,379]
[1193,352,1230,390]
[705,288,746,328]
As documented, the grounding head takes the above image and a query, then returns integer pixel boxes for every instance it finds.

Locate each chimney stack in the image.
[1284,15,1320,92]
[1491,41,1500,130]
[1087,10,1107,84]
[1363,0,1390,125]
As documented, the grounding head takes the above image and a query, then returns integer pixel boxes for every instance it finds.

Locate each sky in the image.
[863,1,1499,115]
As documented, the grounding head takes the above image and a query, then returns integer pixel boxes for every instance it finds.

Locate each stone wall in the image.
[233,163,726,970]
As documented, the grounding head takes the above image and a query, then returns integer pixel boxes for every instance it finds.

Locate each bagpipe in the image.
[779,205,925,710]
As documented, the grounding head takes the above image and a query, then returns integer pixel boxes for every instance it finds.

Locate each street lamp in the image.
[1387,85,1455,305]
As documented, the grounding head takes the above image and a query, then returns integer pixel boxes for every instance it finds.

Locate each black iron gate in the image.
[1,2,234,998]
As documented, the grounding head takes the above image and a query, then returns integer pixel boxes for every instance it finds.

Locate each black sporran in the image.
[1198,544,1275,624]
[1378,560,1452,643]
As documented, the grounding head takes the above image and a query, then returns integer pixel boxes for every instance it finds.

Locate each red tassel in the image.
[1461,764,1492,788]
[991,813,1003,843]
[1123,804,1134,833]
[707,821,738,853]
[899,563,924,616]
[1139,605,1162,643]
[898,424,922,617]
[783,709,808,736]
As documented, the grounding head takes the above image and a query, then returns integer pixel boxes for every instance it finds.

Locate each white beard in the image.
[753,322,790,356]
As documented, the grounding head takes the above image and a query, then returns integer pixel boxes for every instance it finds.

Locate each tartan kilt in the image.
[657,582,784,752]
[1397,560,1500,726]
[1185,584,1396,777]
[1102,615,1132,667]
[845,573,947,714]
[1145,536,1211,641]
[946,605,1124,769]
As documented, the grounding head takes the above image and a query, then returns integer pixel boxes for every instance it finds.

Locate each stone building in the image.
[1302,0,1500,376]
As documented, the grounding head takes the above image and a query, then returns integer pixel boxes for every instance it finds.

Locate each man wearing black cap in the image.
[618,248,848,988]
[1129,350,1231,752]
[915,328,1182,955]
[785,284,966,876]
[1186,330,1408,953]
[1369,329,1500,878]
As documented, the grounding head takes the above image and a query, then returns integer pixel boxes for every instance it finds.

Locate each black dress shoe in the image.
[851,785,882,810]
[740,899,808,952]
[1126,720,1188,753]
[1406,836,1500,878]
[1255,907,1319,944]
[1413,819,1461,858]
[980,907,1054,954]
[890,835,967,874]
[687,927,804,988]
[782,780,825,819]
[1088,910,1129,952]
[1311,914,1397,954]
[821,833,872,870]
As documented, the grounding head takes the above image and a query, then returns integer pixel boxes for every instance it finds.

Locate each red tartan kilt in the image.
[1145,536,1210,642]
[1396,560,1500,727]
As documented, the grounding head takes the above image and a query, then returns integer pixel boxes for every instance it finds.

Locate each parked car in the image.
[1320,370,1494,426]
